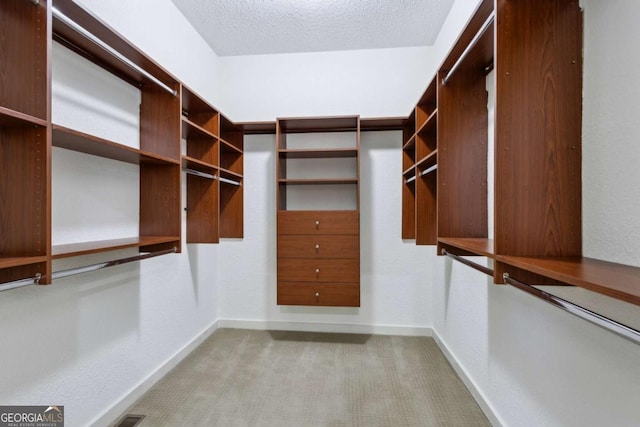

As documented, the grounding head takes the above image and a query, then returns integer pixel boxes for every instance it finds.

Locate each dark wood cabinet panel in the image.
[277,282,360,307]
[278,259,360,283]
[277,235,359,259]
[277,211,359,235]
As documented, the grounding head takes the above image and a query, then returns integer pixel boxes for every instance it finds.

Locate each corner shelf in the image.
[182,155,217,175]
[279,178,358,186]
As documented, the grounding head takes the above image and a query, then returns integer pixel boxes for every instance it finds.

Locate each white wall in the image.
[0,2,223,426]
[218,46,436,121]
[433,1,640,426]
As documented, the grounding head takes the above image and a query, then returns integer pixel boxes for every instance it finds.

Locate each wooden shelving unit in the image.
[0,0,244,287]
[0,0,50,284]
[276,116,360,307]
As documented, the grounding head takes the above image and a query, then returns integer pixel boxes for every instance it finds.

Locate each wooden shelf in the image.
[52,236,179,259]
[279,148,358,159]
[416,109,438,136]
[0,106,48,127]
[415,150,438,172]
[278,116,359,133]
[496,256,640,306]
[279,178,358,186]
[220,138,243,154]
[0,256,48,270]
[438,238,495,257]
[182,117,217,140]
[52,125,179,165]
[219,167,243,180]
[402,135,416,150]
[360,117,406,132]
[182,156,217,175]
[238,121,276,135]
[403,166,416,177]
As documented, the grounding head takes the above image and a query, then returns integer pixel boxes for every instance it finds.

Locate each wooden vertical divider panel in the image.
[494,0,583,258]
[401,112,416,239]
[0,0,51,284]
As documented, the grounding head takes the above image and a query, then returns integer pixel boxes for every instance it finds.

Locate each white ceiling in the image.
[170,0,455,56]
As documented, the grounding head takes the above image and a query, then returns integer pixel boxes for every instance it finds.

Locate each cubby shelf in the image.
[182,155,217,174]
[182,117,217,140]
[52,236,180,259]
[415,150,438,172]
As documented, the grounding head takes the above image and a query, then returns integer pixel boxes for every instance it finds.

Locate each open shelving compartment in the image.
[435,0,494,261]
[181,85,220,243]
[51,0,181,262]
[218,114,244,238]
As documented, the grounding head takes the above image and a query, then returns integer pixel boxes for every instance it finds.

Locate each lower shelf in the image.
[277,282,360,307]
[0,256,48,269]
[437,237,495,257]
[52,236,180,259]
[496,255,640,306]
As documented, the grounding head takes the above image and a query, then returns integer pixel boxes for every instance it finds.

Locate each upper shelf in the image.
[182,117,217,140]
[52,0,177,92]
[278,148,358,159]
[278,116,359,133]
[52,125,179,165]
[496,256,640,306]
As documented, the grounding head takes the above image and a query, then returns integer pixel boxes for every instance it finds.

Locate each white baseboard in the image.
[91,320,220,427]
[218,319,432,337]
[432,330,503,427]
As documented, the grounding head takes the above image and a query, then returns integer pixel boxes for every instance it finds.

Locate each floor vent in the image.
[115,414,145,427]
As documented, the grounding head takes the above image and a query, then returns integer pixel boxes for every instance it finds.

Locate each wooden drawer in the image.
[277,258,359,283]
[278,282,360,307]
[277,211,359,235]
[278,235,359,259]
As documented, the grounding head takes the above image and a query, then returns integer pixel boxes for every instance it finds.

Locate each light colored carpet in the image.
[122,329,489,426]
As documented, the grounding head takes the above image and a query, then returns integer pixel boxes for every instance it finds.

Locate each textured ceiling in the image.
[170,0,455,56]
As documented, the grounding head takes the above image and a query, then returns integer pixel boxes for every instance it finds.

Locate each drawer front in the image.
[278,211,359,235]
[278,282,360,307]
[277,258,360,283]
[278,235,359,259]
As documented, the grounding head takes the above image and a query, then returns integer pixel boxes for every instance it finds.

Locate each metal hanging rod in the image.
[405,175,417,184]
[420,164,438,176]
[219,176,242,186]
[0,247,176,292]
[0,274,42,293]
[52,247,177,280]
[442,248,494,276]
[184,168,216,180]
[51,7,177,97]
[503,273,640,346]
[442,11,495,86]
